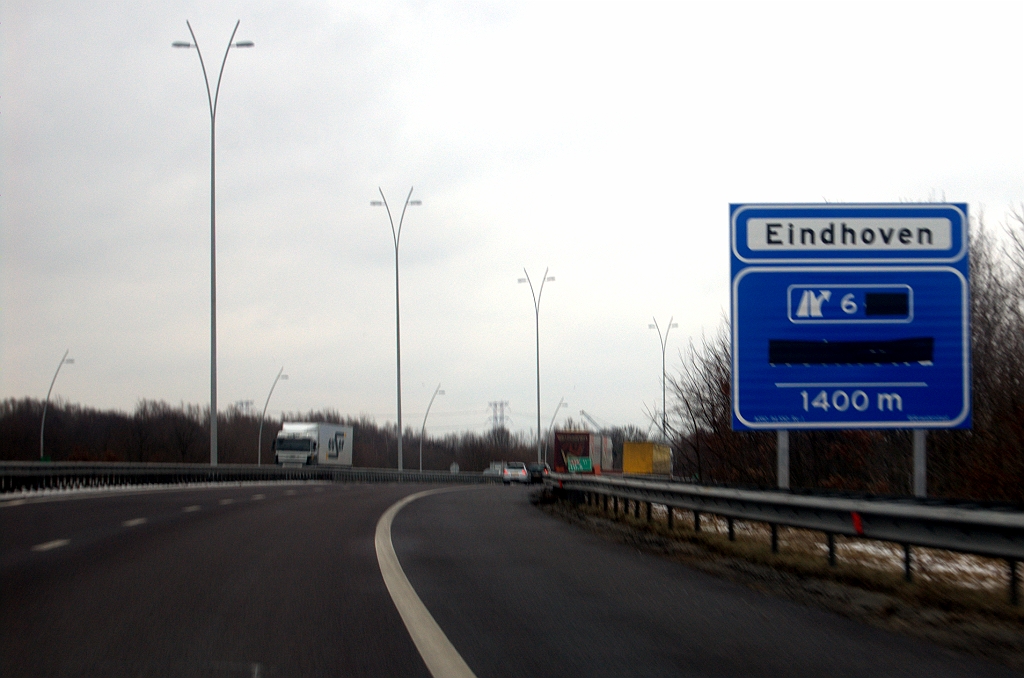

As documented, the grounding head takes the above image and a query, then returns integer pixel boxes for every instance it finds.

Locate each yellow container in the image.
[622,442,672,475]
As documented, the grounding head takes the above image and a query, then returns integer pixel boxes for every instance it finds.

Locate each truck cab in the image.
[273,431,317,465]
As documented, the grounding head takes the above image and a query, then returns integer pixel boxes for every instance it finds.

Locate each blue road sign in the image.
[730,204,970,430]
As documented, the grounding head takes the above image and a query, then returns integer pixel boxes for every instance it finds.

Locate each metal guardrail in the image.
[0,461,499,494]
[547,472,1023,604]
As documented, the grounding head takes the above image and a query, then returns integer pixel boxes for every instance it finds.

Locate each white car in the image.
[502,462,529,484]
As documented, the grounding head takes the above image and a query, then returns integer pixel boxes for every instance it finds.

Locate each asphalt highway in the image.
[1,482,1019,677]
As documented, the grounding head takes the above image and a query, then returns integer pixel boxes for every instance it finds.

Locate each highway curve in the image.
[393,485,1020,678]
[2,482,1020,677]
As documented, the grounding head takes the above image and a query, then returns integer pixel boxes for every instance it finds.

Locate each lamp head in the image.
[409,200,422,206]
[234,41,254,48]
[517,278,527,284]
[438,390,446,396]
[65,358,75,365]
[172,41,193,48]
[280,374,289,380]
[370,200,383,206]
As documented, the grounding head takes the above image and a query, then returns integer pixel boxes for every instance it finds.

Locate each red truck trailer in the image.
[553,430,612,473]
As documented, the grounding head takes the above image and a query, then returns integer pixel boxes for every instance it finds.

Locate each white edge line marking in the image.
[183,505,201,513]
[375,488,478,678]
[32,538,70,552]
[122,517,147,527]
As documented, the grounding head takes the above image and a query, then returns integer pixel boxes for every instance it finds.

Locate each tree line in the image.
[665,216,1024,504]
[0,399,547,472]
[0,399,654,474]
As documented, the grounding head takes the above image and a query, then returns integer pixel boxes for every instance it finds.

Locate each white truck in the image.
[273,422,353,466]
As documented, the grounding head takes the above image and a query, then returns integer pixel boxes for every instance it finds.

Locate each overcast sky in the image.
[3,1,1023,438]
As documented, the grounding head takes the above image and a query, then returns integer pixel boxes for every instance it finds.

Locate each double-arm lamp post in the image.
[173,21,254,466]
[649,316,678,440]
[371,188,421,471]
[519,268,555,463]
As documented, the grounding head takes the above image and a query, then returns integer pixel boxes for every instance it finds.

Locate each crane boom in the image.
[579,409,604,432]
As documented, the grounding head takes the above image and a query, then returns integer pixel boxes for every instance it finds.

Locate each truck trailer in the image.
[622,441,672,475]
[553,430,611,474]
[273,422,353,466]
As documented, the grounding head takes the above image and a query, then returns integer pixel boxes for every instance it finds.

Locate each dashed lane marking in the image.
[122,517,147,527]
[375,488,478,678]
[219,498,235,505]
[284,490,296,496]
[182,505,202,513]
[252,494,265,501]
[32,539,70,552]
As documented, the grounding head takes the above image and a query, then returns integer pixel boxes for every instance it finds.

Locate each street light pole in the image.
[258,367,287,466]
[174,21,254,466]
[649,316,678,440]
[371,187,421,471]
[519,267,555,463]
[544,397,567,465]
[40,349,74,461]
[419,383,445,472]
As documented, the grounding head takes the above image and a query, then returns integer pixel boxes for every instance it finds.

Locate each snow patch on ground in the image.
[639,502,1009,591]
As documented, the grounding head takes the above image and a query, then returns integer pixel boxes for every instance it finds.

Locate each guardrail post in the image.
[827,533,836,567]
[903,544,913,582]
[646,501,652,523]
[771,524,778,553]
[603,494,608,513]
[694,510,701,533]
[634,499,640,519]
[667,505,674,529]
[727,517,735,541]
[613,495,618,515]
[1010,560,1019,606]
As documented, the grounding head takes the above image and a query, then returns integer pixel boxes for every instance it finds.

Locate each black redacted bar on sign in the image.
[768,337,933,365]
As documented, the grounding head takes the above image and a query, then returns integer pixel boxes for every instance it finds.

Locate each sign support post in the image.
[913,429,927,497]
[777,430,790,490]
